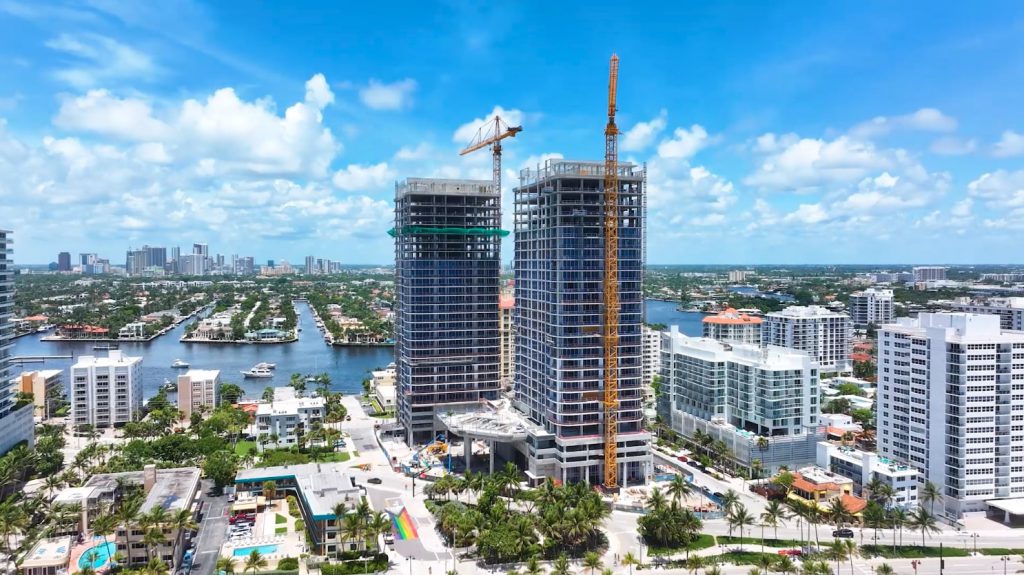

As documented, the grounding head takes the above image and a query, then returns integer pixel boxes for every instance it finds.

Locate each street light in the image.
[1002,556,1011,575]
[969,532,979,554]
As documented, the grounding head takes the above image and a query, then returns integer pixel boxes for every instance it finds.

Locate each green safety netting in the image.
[387,226,510,237]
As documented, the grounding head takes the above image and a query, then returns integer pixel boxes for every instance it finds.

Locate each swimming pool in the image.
[78,541,116,570]
[232,544,279,557]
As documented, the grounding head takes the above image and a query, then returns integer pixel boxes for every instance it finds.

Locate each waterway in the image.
[727,285,795,302]
[11,299,707,401]
[10,301,393,399]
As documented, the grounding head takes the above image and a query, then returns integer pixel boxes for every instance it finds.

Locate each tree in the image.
[775,556,797,575]
[646,487,668,513]
[366,512,391,552]
[775,471,796,496]
[826,498,852,533]
[720,490,741,515]
[920,481,941,515]
[621,552,639,575]
[244,550,268,575]
[142,528,167,561]
[524,557,546,575]
[220,383,245,405]
[203,450,239,491]
[875,564,893,575]
[551,555,571,575]
[91,514,117,564]
[728,504,756,550]
[115,493,144,566]
[761,500,789,541]
[216,557,238,575]
[667,475,693,506]
[261,387,274,402]
[262,481,277,501]
[583,552,602,575]
[684,555,704,575]
[907,507,939,547]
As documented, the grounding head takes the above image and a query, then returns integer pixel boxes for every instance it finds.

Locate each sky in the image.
[2,1,1024,265]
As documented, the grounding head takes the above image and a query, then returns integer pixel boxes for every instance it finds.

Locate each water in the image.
[78,541,115,569]
[727,285,795,302]
[644,299,704,336]
[11,301,394,400]
[232,544,279,557]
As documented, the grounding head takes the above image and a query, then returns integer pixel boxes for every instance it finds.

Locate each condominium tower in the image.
[702,307,762,345]
[71,351,143,428]
[877,313,1024,518]
[950,297,1024,331]
[848,288,895,327]
[763,306,852,372]
[513,159,651,485]
[913,266,947,282]
[0,229,34,454]
[393,178,502,444]
[176,369,221,420]
[499,294,515,389]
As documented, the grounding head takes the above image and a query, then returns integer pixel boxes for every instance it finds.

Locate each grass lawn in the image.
[276,513,287,524]
[717,535,804,548]
[978,549,1024,556]
[716,551,782,566]
[648,534,716,556]
[860,545,970,558]
[257,448,350,467]
[235,440,257,457]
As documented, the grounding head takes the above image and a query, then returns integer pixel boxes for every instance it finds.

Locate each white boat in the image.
[254,362,276,370]
[241,367,273,379]
[171,359,190,368]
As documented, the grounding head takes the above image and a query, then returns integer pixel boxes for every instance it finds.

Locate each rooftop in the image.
[72,350,141,368]
[885,312,1024,341]
[396,177,493,198]
[235,463,360,520]
[768,305,849,319]
[84,467,201,514]
[21,536,72,568]
[703,307,762,325]
[182,369,220,381]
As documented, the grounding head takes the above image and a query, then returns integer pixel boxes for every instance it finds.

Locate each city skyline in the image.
[3,2,1024,265]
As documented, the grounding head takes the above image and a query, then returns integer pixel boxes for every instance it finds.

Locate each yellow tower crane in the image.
[603,54,621,490]
[459,116,523,200]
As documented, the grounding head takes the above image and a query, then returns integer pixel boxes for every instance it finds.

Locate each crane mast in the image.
[459,116,523,203]
[603,54,620,490]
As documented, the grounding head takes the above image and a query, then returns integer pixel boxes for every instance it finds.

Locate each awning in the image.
[232,501,259,512]
[987,498,1024,515]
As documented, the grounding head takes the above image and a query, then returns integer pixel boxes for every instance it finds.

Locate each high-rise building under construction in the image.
[512,159,651,485]
[393,178,503,445]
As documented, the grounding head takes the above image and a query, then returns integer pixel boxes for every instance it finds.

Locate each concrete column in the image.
[489,441,495,474]
[465,436,471,473]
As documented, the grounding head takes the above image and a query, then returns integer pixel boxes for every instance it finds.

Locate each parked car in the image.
[229,513,255,524]
[677,455,688,462]
[367,478,383,485]
[227,493,236,502]
[832,528,854,538]
[777,549,802,557]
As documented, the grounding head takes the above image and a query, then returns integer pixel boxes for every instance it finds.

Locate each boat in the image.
[93,343,119,351]
[171,359,190,368]
[241,366,273,379]
[254,362,276,370]
[162,378,177,392]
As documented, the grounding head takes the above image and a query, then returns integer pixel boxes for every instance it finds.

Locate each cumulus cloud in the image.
[930,136,977,156]
[656,124,710,160]
[993,130,1024,157]
[621,110,667,152]
[968,170,1024,210]
[304,73,335,109]
[54,90,169,141]
[332,162,396,192]
[452,106,526,144]
[44,33,157,88]
[850,108,957,139]
[784,203,830,225]
[359,78,417,110]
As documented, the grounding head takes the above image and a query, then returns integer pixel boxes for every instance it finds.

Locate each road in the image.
[190,481,229,575]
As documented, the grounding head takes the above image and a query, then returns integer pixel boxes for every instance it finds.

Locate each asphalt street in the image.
[190,481,229,575]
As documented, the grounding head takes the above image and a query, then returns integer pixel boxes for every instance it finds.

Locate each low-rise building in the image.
[702,307,762,345]
[19,536,72,575]
[787,466,866,514]
[234,463,363,555]
[254,387,325,450]
[117,322,147,339]
[0,376,34,454]
[176,369,220,419]
[15,369,63,419]
[817,442,919,509]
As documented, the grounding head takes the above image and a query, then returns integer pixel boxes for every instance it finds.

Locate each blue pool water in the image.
[232,544,279,557]
[78,541,116,569]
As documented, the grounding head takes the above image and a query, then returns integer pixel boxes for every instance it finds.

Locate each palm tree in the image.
[146,558,170,575]
[842,539,857,575]
[720,490,740,515]
[524,557,545,575]
[862,503,886,549]
[761,500,789,541]
[170,509,198,553]
[646,487,668,513]
[366,512,390,552]
[775,556,797,575]
[907,507,939,547]
[920,481,942,515]
[827,498,852,534]
[262,481,277,501]
[684,555,704,575]
[342,513,365,554]
[621,552,639,575]
[142,528,167,562]
[551,554,571,575]
[887,507,907,550]
[91,514,117,563]
[243,550,267,575]
[728,503,756,550]
[756,554,775,575]
[583,552,602,575]
[667,474,693,505]
[216,557,238,575]
[875,564,894,575]
[115,493,143,567]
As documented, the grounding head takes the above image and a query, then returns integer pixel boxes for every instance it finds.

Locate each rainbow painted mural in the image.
[390,506,418,540]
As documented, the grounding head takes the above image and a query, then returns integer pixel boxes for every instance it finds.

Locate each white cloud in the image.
[54,90,169,140]
[968,170,1024,209]
[359,78,417,111]
[133,142,172,164]
[332,162,396,192]
[993,130,1024,157]
[745,135,892,191]
[452,106,526,144]
[930,136,977,156]
[656,124,710,160]
[304,73,335,109]
[394,143,432,161]
[950,197,973,218]
[621,110,667,152]
[44,33,157,88]
[784,203,829,225]
[850,107,957,139]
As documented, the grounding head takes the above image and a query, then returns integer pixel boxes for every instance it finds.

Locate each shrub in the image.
[277,558,299,571]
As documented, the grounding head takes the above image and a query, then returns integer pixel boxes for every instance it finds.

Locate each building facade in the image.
[763,306,852,372]
[393,178,502,444]
[642,326,662,386]
[16,370,63,419]
[702,307,762,345]
[57,252,71,272]
[913,266,947,282]
[0,230,33,454]
[499,294,515,390]
[660,326,823,472]
[176,369,220,420]
[950,297,1024,331]
[512,159,651,485]
[70,351,143,428]
[816,442,919,509]
[254,387,326,450]
[877,313,1024,518]
[849,288,895,327]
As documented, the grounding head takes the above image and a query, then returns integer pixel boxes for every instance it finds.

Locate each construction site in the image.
[391,55,653,488]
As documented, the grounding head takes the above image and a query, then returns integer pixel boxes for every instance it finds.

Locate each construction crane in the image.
[603,54,620,490]
[459,116,523,201]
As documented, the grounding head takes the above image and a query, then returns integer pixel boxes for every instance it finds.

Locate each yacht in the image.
[162,378,177,392]
[241,366,273,379]
[254,362,276,370]
[171,359,190,368]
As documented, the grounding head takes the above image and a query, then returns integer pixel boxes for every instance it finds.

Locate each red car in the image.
[677,455,688,462]
[229,513,255,524]
[777,549,802,557]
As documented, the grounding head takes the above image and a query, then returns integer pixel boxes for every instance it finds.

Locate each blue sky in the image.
[2,1,1024,265]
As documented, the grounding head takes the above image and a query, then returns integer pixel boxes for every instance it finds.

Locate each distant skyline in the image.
[2,2,1024,264]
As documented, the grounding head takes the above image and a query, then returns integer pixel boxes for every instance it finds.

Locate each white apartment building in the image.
[764,306,852,372]
[877,313,1024,518]
[176,369,220,419]
[950,297,1024,331]
[254,387,326,450]
[70,351,143,428]
[660,326,823,472]
[702,307,762,345]
[642,325,663,386]
[848,288,895,327]
[817,442,919,508]
[728,270,751,283]
[913,266,947,282]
